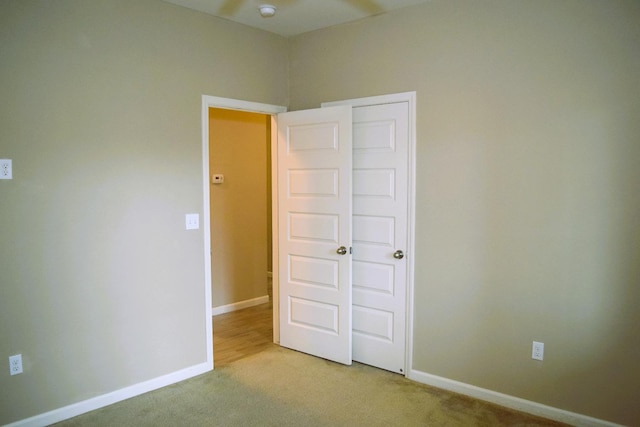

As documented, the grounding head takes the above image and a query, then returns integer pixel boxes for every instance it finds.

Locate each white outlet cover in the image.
[532,341,544,361]
[0,159,12,180]
[9,354,23,375]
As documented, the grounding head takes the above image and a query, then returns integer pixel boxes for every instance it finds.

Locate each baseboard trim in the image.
[408,369,622,427]
[211,295,269,316]
[6,362,211,427]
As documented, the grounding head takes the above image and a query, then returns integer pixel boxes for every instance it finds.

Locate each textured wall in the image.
[289,1,640,425]
[0,0,287,423]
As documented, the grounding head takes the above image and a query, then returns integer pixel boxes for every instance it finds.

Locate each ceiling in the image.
[163,0,431,37]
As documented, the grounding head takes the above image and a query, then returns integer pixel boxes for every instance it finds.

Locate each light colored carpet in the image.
[55,345,568,426]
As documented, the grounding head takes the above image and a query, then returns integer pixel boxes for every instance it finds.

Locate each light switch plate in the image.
[185,213,199,230]
[0,159,12,179]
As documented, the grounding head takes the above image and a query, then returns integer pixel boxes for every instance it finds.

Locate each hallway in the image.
[212,301,274,367]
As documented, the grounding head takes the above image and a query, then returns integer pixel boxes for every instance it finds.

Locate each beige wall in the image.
[289,0,640,425]
[0,0,287,424]
[3,0,639,425]
[209,108,270,307]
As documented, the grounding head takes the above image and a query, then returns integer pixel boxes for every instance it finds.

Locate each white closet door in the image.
[351,102,409,374]
[277,106,353,365]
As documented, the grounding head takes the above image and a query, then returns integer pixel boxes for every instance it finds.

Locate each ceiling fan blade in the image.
[342,0,385,15]
[218,0,245,16]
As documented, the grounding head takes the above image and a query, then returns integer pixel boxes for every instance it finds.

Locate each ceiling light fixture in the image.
[259,4,276,18]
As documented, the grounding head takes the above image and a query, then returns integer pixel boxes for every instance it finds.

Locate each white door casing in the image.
[201,95,286,370]
[202,93,415,375]
[277,106,353,365]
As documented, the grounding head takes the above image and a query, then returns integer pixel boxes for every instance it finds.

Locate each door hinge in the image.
[350,247,353,254]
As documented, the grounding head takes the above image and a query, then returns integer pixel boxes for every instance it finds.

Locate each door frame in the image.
[201,92,416,376]
[322,91,417,377]
[201,95,286,369]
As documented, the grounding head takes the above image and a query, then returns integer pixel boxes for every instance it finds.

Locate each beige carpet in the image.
[55,345,568,426]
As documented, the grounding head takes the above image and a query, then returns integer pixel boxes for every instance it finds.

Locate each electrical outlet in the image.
[9,354,23,375]
[0,159,12,179]
[532,341,544,361]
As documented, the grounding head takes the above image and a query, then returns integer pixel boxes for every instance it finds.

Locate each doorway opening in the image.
[201,95,286,369]
[208,107,274,366]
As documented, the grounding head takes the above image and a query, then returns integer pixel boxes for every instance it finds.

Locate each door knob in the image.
[336,246,348,255]
[393,250,404,259]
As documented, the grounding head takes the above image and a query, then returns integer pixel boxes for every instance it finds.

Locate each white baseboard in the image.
[211,295,269,316]
[6,362,212,427]
[408,369,623,427]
